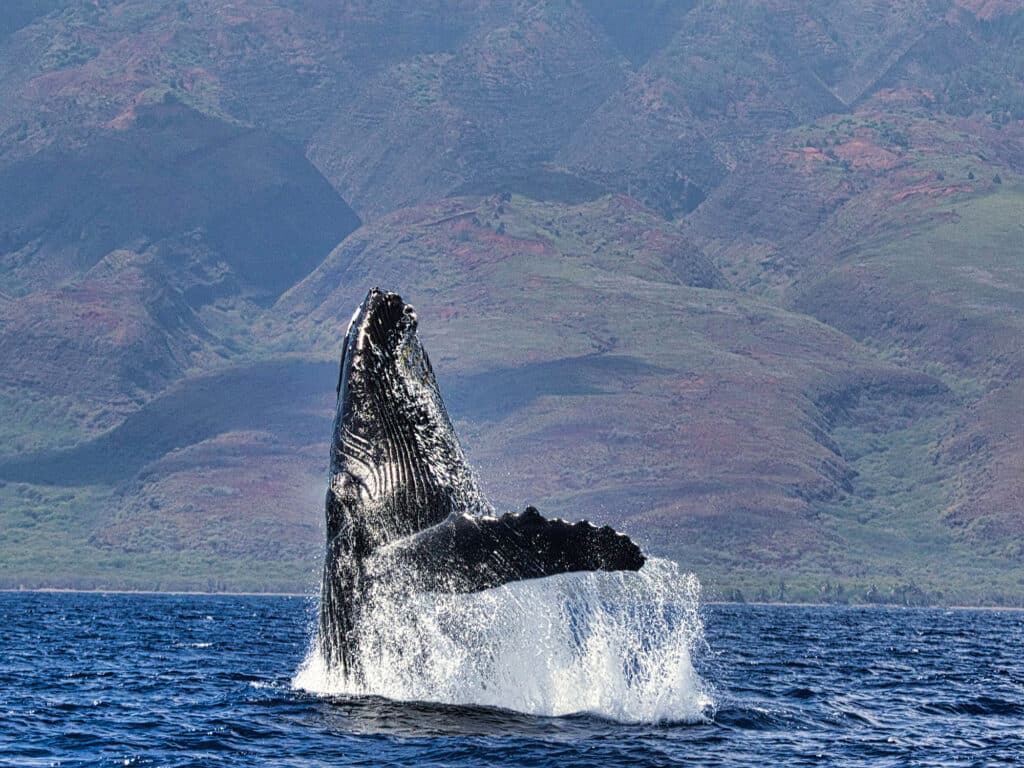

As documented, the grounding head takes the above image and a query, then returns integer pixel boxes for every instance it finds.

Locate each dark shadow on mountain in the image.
[0,0,66,43]
[580,0,697,65]
[0,360,336,487]
[452,167,610,205]
[441,354,666,423]
[0,96,360,299]
[0,354,665,487]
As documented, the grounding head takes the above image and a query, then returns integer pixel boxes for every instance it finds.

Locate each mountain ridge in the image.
[0,0,1021,604]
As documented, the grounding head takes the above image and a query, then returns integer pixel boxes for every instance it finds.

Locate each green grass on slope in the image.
[654,394,1024,607]
[867,184,1024,312]
[815,411,1023,607]
[0,391,95,458]
[0,482,318,593]
[3,192,1021,603]
[801,184,1024,375]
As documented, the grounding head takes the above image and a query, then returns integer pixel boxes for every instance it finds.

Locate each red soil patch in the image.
[891,183,972,202]
[954,0,1022,20]
[487,231,553,257]
[525,275,547,290]
[834,139,900,170]
[783,146,828,166]
[639,231,676,255]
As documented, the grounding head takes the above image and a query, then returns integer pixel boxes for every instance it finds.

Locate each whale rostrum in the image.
[318,288,646,679]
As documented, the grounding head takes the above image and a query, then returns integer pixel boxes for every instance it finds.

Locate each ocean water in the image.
[2,586,1022,767]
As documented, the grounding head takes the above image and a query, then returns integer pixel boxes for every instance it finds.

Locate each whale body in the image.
[317,288,645,680]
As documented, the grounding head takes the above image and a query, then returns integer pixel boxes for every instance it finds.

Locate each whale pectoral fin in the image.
[391,507,645,593]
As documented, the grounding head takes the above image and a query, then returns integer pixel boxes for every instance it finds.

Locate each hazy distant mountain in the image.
[0,0,1021,604]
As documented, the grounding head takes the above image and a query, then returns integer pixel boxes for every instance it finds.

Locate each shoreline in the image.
[4,588,1022,611]
[704,599,1024,612]
[1,587,308,597]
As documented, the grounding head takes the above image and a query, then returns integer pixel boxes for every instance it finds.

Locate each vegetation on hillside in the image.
[0,1,1021,605]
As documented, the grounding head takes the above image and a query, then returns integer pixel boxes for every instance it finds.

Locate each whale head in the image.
[326,288,485,553]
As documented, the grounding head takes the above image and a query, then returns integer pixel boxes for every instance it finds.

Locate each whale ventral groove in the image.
[318,287,646,680]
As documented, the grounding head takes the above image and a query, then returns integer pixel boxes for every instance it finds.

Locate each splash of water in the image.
[294,558,713,723]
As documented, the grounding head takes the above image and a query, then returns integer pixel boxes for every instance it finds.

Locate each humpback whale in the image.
[318,288,645,680]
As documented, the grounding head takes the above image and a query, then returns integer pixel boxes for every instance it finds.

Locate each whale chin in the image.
[318,288,646,680]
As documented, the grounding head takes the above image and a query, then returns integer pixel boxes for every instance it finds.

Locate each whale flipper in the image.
[387,507,646,593]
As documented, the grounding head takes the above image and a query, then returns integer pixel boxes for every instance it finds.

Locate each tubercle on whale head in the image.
[334,288,438,434]
[336,288,420,397]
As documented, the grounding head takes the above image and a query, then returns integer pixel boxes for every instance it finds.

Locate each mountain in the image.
[0,95,359,448]
[0,0,1021,604]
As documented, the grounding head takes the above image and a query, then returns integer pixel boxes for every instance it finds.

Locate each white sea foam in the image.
[293,558,713,723]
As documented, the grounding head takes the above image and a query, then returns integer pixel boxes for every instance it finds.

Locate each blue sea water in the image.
[1,591,1022,767]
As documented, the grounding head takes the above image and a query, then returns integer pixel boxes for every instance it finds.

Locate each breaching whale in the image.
[318,288,646,680]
